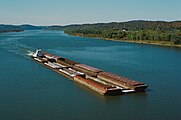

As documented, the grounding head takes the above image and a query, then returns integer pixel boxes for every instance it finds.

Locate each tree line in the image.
[54,20,181,44]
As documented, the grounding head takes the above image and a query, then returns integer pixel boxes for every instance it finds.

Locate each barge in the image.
[29,49,148,95]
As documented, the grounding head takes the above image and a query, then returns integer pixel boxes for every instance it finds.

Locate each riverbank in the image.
[69,33,181,48]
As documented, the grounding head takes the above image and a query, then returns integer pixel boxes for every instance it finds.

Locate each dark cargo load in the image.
[98,72,147,90]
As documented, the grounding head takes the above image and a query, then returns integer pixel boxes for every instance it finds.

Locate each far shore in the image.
[0,30,23,34]
[69,33,181,48]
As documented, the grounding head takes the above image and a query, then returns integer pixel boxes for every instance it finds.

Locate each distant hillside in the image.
[47,25,64,30]
[54,20,181,45]
[20,24,46,30]
[0,25,22,33]
[48,20,181,31]
[0,24,46,33]
[0,25,21,30]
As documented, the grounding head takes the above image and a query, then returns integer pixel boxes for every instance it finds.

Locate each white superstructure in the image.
[32,49,43,58]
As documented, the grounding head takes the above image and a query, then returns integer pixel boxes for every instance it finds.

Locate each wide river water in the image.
[0,30,181,120]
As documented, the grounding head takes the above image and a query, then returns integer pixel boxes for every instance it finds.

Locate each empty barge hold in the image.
[30,49,148,95]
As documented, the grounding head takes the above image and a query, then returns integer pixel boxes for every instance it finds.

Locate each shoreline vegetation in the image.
[48,20,181,48]
[1,21,181,48]
[69,33,181,48]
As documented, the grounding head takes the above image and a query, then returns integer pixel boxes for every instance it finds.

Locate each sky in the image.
[0,0,180,25]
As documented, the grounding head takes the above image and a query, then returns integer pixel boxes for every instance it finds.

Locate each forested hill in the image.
[0,24,45,33]
[0,25,22,33]
[49,20,181,45]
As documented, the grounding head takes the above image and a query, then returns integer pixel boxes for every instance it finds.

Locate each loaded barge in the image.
[30,50,148,95]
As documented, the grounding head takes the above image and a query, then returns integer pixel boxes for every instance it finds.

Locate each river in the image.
[0,30,181,120]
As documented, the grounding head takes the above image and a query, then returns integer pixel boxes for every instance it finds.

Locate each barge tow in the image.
[30,49,148,95]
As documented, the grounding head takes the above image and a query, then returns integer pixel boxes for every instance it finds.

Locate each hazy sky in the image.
[0,0,180,25]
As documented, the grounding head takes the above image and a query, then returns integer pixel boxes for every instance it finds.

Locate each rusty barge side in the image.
[31,50,148,95]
